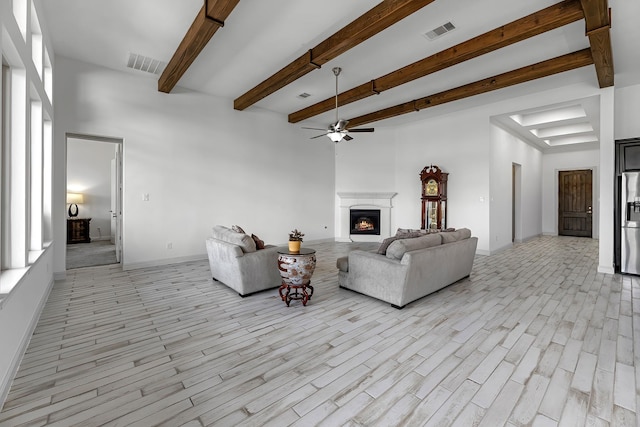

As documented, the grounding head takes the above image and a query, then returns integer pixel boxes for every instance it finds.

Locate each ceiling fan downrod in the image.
[333,67,341,125]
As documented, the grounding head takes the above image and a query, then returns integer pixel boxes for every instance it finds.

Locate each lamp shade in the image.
[66,193,84,204]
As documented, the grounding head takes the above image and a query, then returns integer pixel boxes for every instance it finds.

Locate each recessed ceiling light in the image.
[546,135,599,146]
[517,105,587,127]
[297,93,311,99]
[532,123,594,138]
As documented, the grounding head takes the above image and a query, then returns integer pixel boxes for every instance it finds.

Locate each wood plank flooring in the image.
[0,236,638,426]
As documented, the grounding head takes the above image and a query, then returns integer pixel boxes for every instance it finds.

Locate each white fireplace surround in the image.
[337,192,397,242]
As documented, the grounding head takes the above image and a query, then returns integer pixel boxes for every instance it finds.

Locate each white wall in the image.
[615,84,640,139]
[67,138,115,240]
[0,247,54,407]
[394,110,491,253]
[490,125,543,252]
[541,149,600,236]
[53,57,336,272]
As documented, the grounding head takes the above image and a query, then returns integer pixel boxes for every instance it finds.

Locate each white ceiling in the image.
[37,0,640,151]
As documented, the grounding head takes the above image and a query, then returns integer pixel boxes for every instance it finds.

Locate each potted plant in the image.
[288,229,304,252]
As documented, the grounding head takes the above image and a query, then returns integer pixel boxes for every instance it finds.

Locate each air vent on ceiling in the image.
[424,21,456,40]
[126,53,166,75]
[297,92,311,99]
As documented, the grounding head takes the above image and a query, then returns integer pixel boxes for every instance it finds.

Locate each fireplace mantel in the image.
[337,192,398,200]
[337,192,397,242]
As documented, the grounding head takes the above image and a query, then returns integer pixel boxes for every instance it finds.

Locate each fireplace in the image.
[337,192,397,242]
[350,209,381,235]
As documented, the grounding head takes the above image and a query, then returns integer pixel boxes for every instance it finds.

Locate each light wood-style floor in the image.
[0,236,638,426]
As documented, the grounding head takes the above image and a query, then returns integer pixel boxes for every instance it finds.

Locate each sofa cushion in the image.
[232,225,245,234]
[385,233,442,260]
[377,231,423,254]
[212,225,256,253]
[440,228,471,244]
[336,256,349,272]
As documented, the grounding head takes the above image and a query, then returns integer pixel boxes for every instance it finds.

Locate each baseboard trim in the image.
[597,265,615,274]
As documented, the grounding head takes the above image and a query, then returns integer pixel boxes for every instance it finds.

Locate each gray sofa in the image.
[205,225,281,296]
[337,228,477,308]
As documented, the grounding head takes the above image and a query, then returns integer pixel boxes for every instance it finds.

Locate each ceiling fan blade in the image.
[335,119,349,130]
[302,127,328,131]
[348,128,375,133]
[309,133,327,139]
[343,134,354,141]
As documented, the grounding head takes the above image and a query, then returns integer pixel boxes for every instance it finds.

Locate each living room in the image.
[2,0,640,424]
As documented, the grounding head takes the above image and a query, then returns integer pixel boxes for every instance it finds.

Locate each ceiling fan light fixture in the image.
[328,132,343,143]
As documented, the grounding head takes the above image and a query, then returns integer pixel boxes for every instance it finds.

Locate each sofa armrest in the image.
[235,246,282,294]
[344,250,409,307]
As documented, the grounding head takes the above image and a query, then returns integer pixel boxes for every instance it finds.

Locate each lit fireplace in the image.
[350,209,381,235]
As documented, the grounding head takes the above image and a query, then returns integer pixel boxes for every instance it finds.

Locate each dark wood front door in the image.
[558,170,593,237]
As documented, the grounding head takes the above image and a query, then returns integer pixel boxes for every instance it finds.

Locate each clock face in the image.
[425,179,438,196]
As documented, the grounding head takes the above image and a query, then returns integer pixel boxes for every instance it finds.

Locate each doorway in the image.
[558,169,593,237]
[66,133,123,269]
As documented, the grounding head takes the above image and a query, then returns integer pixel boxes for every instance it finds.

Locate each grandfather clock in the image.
[420,165,448,230]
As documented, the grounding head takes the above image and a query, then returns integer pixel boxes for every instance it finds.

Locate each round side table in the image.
[277,247,316,306]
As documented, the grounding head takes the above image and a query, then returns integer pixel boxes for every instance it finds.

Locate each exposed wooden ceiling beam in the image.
[289,0,585,124]
[233,0,436,111]
[580,0,614,87]
[345,49,594,128]
[158,0,240,94]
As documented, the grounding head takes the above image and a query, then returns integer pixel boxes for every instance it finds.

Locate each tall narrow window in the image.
[13,0,28,41]
[31,4,43,80]
[30,101,43,251]
[43,119,52,242]
[1,62,10,271]
[9,68,28,269]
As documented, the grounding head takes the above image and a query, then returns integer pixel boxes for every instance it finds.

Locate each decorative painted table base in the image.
[277,247,316,306]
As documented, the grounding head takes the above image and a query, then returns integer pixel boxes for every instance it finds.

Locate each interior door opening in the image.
[65,133,123,269]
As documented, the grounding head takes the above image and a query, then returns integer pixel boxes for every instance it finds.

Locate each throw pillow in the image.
[231,225,246,234]
[396,228,427,236]
[441,228,471,243]
[251,234,265,250]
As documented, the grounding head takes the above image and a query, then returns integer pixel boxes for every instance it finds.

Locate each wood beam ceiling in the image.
[233,0,436,111]
[580,0,614,87]
[345,49,594,128]
[158,0,240,94]
[289,0,585,124]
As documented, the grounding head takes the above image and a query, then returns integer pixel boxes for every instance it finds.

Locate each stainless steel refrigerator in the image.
[621,171,640,274]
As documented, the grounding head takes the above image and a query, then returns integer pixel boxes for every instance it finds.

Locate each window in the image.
[1,1,55,300]
[30,101,42,251]
[31,3,43,79]
[13,0,28,41]
[1,61,9,272]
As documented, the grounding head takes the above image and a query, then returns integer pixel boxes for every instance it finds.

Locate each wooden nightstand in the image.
[67,218,91,244]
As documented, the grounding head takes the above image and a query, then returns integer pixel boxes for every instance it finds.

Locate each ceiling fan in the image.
[303,67,374,143]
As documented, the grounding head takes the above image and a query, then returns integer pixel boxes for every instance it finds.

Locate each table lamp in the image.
[67,192,84,217]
